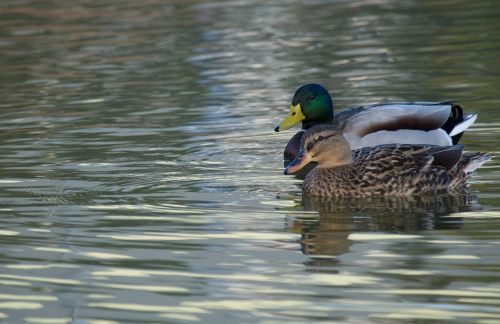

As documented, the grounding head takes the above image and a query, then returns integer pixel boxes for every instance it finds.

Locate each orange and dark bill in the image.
[284,149,312,175]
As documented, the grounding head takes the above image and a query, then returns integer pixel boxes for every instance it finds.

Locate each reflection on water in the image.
[292,194,478,258]
[1,0,500,322]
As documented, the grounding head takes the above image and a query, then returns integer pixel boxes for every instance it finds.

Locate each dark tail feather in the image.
[428,145,463,170]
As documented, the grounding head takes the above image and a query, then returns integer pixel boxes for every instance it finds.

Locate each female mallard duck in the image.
[275,84,478,172]
[285,125,490,198]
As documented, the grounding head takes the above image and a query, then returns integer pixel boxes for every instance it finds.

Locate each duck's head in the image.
[284,125,352,174]
[275,84,334,132]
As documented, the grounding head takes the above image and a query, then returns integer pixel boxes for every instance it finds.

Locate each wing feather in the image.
[340,103,453,137]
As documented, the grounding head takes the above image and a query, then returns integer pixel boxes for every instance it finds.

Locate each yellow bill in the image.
[275,103,305,132]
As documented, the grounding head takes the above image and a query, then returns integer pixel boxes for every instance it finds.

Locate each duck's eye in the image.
[307,95,315,100]
[317,135,325,141]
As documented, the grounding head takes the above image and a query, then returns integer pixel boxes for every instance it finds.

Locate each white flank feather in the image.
[449,114,477,137]
[346,129,452,150]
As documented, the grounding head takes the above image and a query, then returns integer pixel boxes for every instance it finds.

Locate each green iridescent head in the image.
[275,83,334,131]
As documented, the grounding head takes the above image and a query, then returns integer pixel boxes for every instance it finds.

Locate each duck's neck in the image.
[302,120,318,130]
[302,118,333,130]
[318,159,352,169]
[301,109,334,130]
[316,150,353,169]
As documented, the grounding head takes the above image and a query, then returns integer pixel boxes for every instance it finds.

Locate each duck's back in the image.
[334,102,475,149]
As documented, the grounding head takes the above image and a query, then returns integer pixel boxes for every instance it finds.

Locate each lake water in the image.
[1,0,500,323]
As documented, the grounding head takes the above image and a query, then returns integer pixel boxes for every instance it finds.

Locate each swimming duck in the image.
[275,84,478,171]
[284,125,490,198]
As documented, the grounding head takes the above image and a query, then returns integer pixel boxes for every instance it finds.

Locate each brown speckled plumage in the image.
[286,125,490,198]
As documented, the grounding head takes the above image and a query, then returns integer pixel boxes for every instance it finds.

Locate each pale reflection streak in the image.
[448,211,500,218]
[0,272,188,294]
[0,280,31,287]
[348,233,422,241]
[6,264,77,270]
[429,255,479,260]
[98,231,297,241]
[87,294,114,300]
[23,318,72,324]
[92,268,377,286]
[372,309,500,321]
[87,303,207,314]
[350,288,500,306]
[81,252,134,260]
[99,283,187,293]
[159,313,200,321]
[0,230,19,236]
[34,247,71,253]
[20,251,133,260]
[0,274,79,286]
[365,251,405,258]
[181,299,307,311]
[375,269,437,276]
[226,285,315,296]
[27,229,51,233]
[102,215,209,224]
[0,294,56,301]
[459,298,500,305]
[0,302,42,310]
[88,204,205,215]
[260,200,297,207]
[302,298,500,321]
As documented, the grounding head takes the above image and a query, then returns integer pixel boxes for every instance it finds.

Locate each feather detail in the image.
[428,145,463,170]
[341,103,453,137]
[449,114,477,137]
[462,152,491,174]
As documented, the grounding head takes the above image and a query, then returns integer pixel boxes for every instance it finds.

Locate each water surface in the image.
[1,0,500,322]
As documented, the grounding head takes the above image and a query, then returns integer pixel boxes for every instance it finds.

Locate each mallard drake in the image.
[275,84,478,172]
[284,125,490,198]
